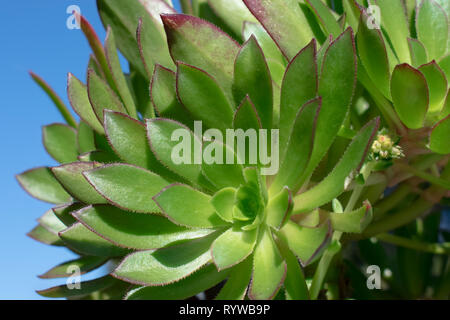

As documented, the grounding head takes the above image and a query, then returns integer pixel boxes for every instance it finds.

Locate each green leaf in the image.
[78,150,119,164]
[104,28,137,118]
[67,73,103,134]
[249,227,286,300]
[408,38,428,67]
[52,162,107,204]
[210,187,236,223]
[39,256,107,279]
[162,14,240,102]
[37,275,116,298]
[375,0,411,63]
[29,72,77,128]
[429,114,450,154]
[17,167,71,204]
[208,0,257,37]
[126,264,229,300]
[391,64,429,129]
[42,124,78,163]
[52,202,82,226]
[306,28,357,178]
[233,36,273,129]
[60,222,129,257]
[97,0,174,78]
[271,97,321,195]
[202,139,245,190]
[357,10,391,99]
[305,0,342,38]
[439,54,450,80]
[87,70,126,123]
[233,95,262,131]
[74,204,214,250]
[83,163,170,213]
[416,0,449,60]
[330,200,373,233]
[27,224,64,246]
[150,64,194,126]
[77,121,96,154]
[243,0,314,60]
[211,227,257,270]
[266,187,293,230]
[276,236,309,300]
[38,210,67,234]
[154,184,227,228]
[146,118,204,187]
[293,118,379,214]
[216,257,253,300]
[279,40,318,153]
[176,62,233,131]
[418,61,448,114]
[113,232,219,286]
[278,220,331,266]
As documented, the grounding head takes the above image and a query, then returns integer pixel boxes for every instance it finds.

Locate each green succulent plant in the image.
[18,0,450,300]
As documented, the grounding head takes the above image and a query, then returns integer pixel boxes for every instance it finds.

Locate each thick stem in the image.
[376,233,450,254]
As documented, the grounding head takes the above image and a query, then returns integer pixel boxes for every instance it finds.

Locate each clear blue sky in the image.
[0,0,181,300]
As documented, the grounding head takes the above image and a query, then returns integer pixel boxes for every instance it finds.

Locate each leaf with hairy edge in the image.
[77,121,96,154]
[440,90,450,118]
[87,70,126,123]
[210,188,235,223]
[83,164,169,213]
[243,0,314,60]
[113,232,219,286]
[408,38,428,68]
[27,225,64,246]
[266,187,293,230]
[126,264,229,300]
[59,222,129,257]
[52,162,106,204]
[53,203,83,226]
[306,28,356,180]
[278,220,331,266]
[271,97,321,195]
[207,0,257,38]
[38,210,68,234]
[276,236,309,300]
[37,275,116,298]
[146,118,204,187]
[429,115,450,154]
[97,0,174,78]
[78,150,119,164]
[104,111,179,182]
[67,73,103,134]
[42,124,78,163]
[212,227,257,270]
[249,227,286,300]
[391,64,429,129]
[216,256,253,300]
[104,28,137,118]
[233,36,272,129]
[154,184,227,228]
[74,205,214,250]
[39,256,107,279]
[330,201,373,233]
[416,0,448,61]
[202,139,245,190]
[357,10,391,99]
[150,65,194,127]
[293,118,379,214]
[162,14,240,103]
[374,0,411,63]
[279,40,318,155]
[306,0,342,38]
[29,72,77,128]
[16,167,71,204]
[418,61,448,114]
[177,62,233,131]
[233,95,262,131]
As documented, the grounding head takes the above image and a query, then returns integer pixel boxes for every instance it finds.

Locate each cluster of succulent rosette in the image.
[18,0,449,300]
